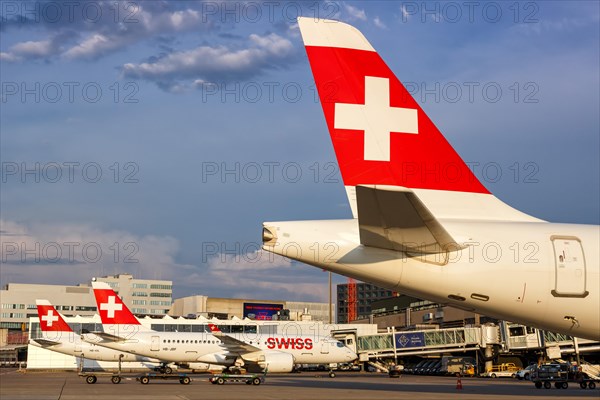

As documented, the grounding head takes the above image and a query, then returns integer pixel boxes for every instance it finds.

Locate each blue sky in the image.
[1,1,598,302]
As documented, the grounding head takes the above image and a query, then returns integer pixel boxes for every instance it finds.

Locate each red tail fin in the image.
[91,281,139,325]
[297,18,541,223]
[298,17,487,195]
[36,300,72,332]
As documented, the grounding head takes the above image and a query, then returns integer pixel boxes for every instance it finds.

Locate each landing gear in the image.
[328,370,336,378]
[154,364,173,374]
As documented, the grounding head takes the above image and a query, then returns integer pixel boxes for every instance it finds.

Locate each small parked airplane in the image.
[82,282,356,373]
[31,299,162,364]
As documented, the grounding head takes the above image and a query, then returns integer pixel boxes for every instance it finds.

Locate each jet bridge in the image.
[357,326,487,361]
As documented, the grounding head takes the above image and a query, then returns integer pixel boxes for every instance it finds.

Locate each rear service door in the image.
[551,236,588,297]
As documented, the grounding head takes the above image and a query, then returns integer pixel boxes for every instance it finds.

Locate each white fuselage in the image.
[83,331,356,365]
[30,331,161,363]
[263,219,600,340]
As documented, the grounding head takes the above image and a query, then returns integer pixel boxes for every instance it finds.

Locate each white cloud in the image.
[0,220,329,301]
[1,37,62,61]
[122,33,294,89]
[373,17,387,29]
[62,34,124,60]
[11,39,55,57]
[2,4,212,62]
[344,3,367,21]
[0,52,22,62]
[198,250,328,301]
[0,219,188,285]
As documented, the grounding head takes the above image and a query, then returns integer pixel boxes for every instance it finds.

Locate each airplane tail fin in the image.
[208,324,223,337]
[36,300,72,332]
[91,281,143,327]
[297,17,540,223]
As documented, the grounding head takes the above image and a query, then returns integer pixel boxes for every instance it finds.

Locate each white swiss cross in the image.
[42,309,59,327]
[334,76,418,162]
[100,295,123,318]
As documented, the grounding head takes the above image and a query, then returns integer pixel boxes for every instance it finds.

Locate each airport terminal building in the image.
[0,274,173,331]
[168,295,334,323]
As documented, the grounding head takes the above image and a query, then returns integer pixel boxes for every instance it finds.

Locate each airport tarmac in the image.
[1,370,599,400]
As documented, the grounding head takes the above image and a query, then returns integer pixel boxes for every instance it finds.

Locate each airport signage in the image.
[394,332,426,348]
[243,302,283,320]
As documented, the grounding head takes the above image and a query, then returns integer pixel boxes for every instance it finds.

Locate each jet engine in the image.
[245,351,295,373]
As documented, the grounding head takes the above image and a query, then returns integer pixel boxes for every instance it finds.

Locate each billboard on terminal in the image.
[243,302,284,320]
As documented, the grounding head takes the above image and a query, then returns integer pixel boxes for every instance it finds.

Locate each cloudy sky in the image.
[1,1,598,302]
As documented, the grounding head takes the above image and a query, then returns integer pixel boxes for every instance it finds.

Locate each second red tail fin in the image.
[36,300,72,332]
[91,281,140,325]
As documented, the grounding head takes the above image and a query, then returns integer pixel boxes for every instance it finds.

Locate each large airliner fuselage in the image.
[263,17,599,342]
[263,219,599,340]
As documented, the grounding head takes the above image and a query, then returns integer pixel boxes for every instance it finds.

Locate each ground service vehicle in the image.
[531,364,569,389]
[482,363,519,378]
[209,372,264,386]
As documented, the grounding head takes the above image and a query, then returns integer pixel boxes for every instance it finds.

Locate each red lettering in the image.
[266,337,275,349]
[305,338,313,350]
[276,338,290,349]
[296,338,304,350]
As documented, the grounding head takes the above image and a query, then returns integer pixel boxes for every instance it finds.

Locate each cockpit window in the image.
[336,342,345,348]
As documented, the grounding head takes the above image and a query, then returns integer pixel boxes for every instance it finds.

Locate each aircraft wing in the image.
[356,185,464,254]
[208,324,261,354]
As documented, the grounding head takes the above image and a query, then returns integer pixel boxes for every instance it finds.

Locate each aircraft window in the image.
[336,342,344,348]
[509,326,525,337]
[217,325,231,333]
[177,340,180,343]
[231,325,244,333]
[259,325,277,335]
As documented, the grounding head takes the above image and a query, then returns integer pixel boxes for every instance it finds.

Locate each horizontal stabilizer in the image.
[31,338,61,347]
[83,331,127,342]
[356,185,463,254]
